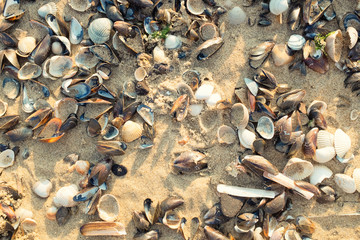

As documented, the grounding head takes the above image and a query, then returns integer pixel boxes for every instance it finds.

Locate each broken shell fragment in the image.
[32,179,52,198]
[162,210,181,229]
[314,147,336,163]
[97,194,120,222]
[80,222,126,236]
[310,165,333,185]
[96,141,127,156]
[217,125,236,144]
[38,2,57,18]
[325,29,343,62]
[0,149,15,168]
[334,129,351,158]
[282,158,313,180]
[172,151,207,174]
[334,174,356,193]
[217,184,276,198]
[271,44,294,66]
[195,83,214,100]
[345,27,358,49]
[296,216,315,235]
[2,77,20,100]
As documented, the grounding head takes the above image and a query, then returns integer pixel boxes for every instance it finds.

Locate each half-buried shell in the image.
[97,194,120,222]
[217,125,236,144]
[282,158,313,180]
[121,121,142,143]
[334,174,356,193]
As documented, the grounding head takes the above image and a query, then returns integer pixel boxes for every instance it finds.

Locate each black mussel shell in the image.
[111,164,128,176]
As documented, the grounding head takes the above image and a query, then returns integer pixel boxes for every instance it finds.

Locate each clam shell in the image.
[287,34,306,51]
[153,46,169,63]
[38,2,57,18]
[18,37,36,56]
[282,158,313,180]
[334,173,356,193]
[352,168,360,193]
[54,98,78,123]
[316,130,334,148]
[0,149,14,168]
[205,93,221,107]
[46,206,58,220]
[2,78,20,100]
[244,78,258,96]
[217,125,236,144]
[256,116,274,140]
[69,17,83,45]
[69,0,91,12]
[231,103,249,129]
[21,218,37,232]
[334,129,351,158]
[269,0,288,15]
[88,18,113,44]
[15,208,33,221]
[0,99,8,117]
[309,165,333,185]
[53,184,79,207]
[97,194,120,222]
[228,7,246,25]
[194,83,214,100]
[186,0,205,15]
[32,179,52,198]
[164,35,182,50]
[199,23,219,40]
[314,147,335,163]
[47,56,75,78]
[271,44,294,66]
[18,62,42,80]
[189,104,203,116]
[325,29,343,62]
[307,100,327,114]
[345,27,358,49]
[238,128,255,149]
[134,67,147,81]
[121,120,142,143]
[74,160,90,175]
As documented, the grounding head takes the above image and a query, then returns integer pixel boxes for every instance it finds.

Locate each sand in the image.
[1,0,360,239]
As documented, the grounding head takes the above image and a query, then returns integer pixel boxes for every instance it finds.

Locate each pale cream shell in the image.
[53,184,79,207]
[314,147,336,163]
[21,218,37,232]
[217,125,236,144]
[352,168,360,193]
[88,18,113,44]
[271,44,294,66]
[75,160,90,175]
[46,206,58,220]
[134,67,147,81]
[0,149,14,168]
[32,179,52,198]
[346,27,358,49]
[97,194,120,222]
[231,103,249,129]
[121,120,142,143]
[316,130,334,149]
[325,29,343,62]
[194,83,214,100]
[309,165,333,185]
[282,158,313,180]
[238,128,255,149]
[18,37,36,55]
[334,129,351,158]
[269,0,288,15]
[186,0,205,15]
[334,173,356,193]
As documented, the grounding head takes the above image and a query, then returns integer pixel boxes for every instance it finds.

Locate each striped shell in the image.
[88,18,113,44]
[352,168,360,193]
[282,158,313,180]
[314,147,335,163]
[334,174,356,193]
[287,34,306,51]
[334,129,351,158]
[309,165,333,185]
[316,130,334,148]
[121,120,142,142]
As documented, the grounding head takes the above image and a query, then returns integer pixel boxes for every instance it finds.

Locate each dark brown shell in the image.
[303,127,318,159]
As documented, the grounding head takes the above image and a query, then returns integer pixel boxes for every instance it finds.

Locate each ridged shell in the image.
[238,128,255,149]
[32,179,52,198]
[38,2,57,18]
[0,149,14,168]
[231,103,249,129]
[334,174,356,193]
[88,18,113,44]
[316,130,334,148]
[352,168,360,193]
[217,125,236,144]
[69,0,91,12]
[282,158,313,180]
[97,194,120,222]
[309,165,333,185]
[271,44,294,66]
[314,147,335,163]
[269,0,288,15]
[287,34,306,51]
[256,116,274,140]
[345,27,358,49]
[121,120,142,143]
[53,184,79,207]
[334,129,351,158]
[325,29,343,62]
[18,37,36,56]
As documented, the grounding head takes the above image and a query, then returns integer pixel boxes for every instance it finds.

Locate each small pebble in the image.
[22,148,30,159]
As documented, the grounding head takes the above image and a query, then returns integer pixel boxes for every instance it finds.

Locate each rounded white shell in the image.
[316,130,334,148]
[15,208,33,221]
[205,93,221,107]
[153,46,169,64]
[186,0,205,15]
[334,129,351,158]
[244,78,258,96]
[53,184,79,207]
[46,206,58,220]
[334,174,356,193]
[310,165,333,185]
[314,147,336,163]
[121,120,142,143]
[18,37,36,55]
[0,149,14,168]
[282,158,313,180]
[231,103,249,129]
[164,35,182,50]
[352,168,360,193]
[195,83,214,100]
[75,160,90,175]
[346,27,358,49]
[38,2,57,18]
[269,0,289,15]
[21,218,37,232]
[134,67,147,81]
[238,128,256,149]
[32,179,52,198]
[228,7,246,25]
[189,104,203,116]
[256,116,274,140]
[97,194,120,222]
[287,34,306,51]
[88,18,113,44]
[217,125,236,144]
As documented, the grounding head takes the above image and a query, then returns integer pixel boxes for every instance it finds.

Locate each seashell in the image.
[269,0,288,15]
[283,158,313,180]
[271,44,294,66]
[0,100,8,117]
[18,62,42,80]
[217,125,236,144]
[334,129,351,158]
[205,93,221,107]
[264,191,286,215]
[238,128,255,149]
[38,2,57,18]
[75,47,99,69]
[254,69,278,89]
[96,141,127,156]
[118,25,145,54]
[0,149,14,168]
[54,98,78,123]
[334,173,356,194]
[80,222,126,236]
[163,211,181,229]
[160,197,184,213]
[249,41,275,69]
[2,77,20,100]
[137,104,154,126]
[195,37,224,61]
[287,34,306,51]
[164,35,182,50]
[90,44,119,65]
[217,184,276,198]
[352,168,360,193]
[51,36,71,55]
[68,0,91,12]
[199,23,219,40]
[121,120,142,143]
[45,14,67,36]
[345,27,358,50]
[316,130,334,148]
[314,147,335,163]
[244,78,258,96]
[32,179,52,198]
[15,208,33,222]
[189,104,203,116]
[186,0,205,15]
[103,126,119,140]
[29,34,51,65]
[256,116,274,140]
[88,18,113,44]
[307,100,327,115]
[37,118,64,143]
[228,7,246,25]
[134,67,147,81]
[309,165,333,185]
[21,218,37,232]
[45,56,75,79]
[133,210,150,231]
[73,160,90,175]
[296,216,315,235]
[194,83,214,100]
[242,155,278,175]
[6,127,33,142]
[303,127,318,159]
[17,36,36,57]
[325,29,343,63]
[295,181,321,197]
[172,151,207,173]
[231,103,249,129]
[204,226,229,239]
[0,32,16,48]
[69,17,83,45]
[53,184,79,207]
[96,194,120,222]
[153,46,169,64]
[46,206,58,220]
[317,185,336,203]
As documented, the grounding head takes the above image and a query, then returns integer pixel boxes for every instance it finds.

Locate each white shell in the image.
[228,7,246,25]
[189,104,203,116]
[205,93,221,107]
[53,184,79,207]
[346,27,358,49]
[217,125,236,144]
[325,29,343,63]
[15,208,33,221]
[134,67,147,81]
[18,37,36,56]
[256,116,274,140]
[38,2,57,18]
[0,149,14,168]
[88,18,113,44]
[46,206,58,220]
[244,78,258,96]
[334,174,356,193]
[75,160,90,175]
[309,165,333,185]
[334,129,351,158]
[0,100,7,117]
[314,147,335,163]
[121,120,142,143]
[195,83,214,100]
[164,35,182,50]
[21,218,37,232]
[238,128,255,149]
[32,179,52,198]
[282,158,313,180]
[97,194,120,222]
[269,0,289,15]
[316,130,334,148]
[352,168,360,193]
[153,46,169,63]
[217,184,276,198]
[287,34,306,51]
[186,0,205,15]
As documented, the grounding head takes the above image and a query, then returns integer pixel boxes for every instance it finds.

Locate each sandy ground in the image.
[1,0,360,239]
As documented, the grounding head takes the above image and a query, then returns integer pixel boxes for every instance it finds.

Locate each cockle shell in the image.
[195,83,214,100]
[18,36,36,56]
[309,165,333,185]
[97,194,120,222]
[325,29,343,62]
[314,147,336,163]
[283,158,313,180]
[69,160,90,175]
[334,129,351,158]
[0,149,14,168]
[238,128,256,149]
[269,0,288,15]
[38,2,57,18]
[32,179,52,198]
[69,0,91,12]
[231,103,249,129]
[352,168,360,193]
[334,174,356,193]
[316,130,334,148]
[121,120,142,143]
[88,18,113,44]
[53,184,79,207]
[287,34,306,51]
[217,125,236,144]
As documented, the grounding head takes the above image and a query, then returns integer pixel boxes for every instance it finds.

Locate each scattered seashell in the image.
[316,130,334,148]
[271,44,294,66]
[97,194,120,222]
[352,168,360,193]
[287,34,306,51]
[153,46,169,64]
[334,129,351,158]
[228,6,246,25]
[217,184,276,198]
[199,23,219,40]
[244,78,258,96]
[71,160,90,175]
[80,222,126,236]
[334,173,356,194]
[18,62,42,80]
[6,127,33,142]
[134,67,147,81]
[137,104,154,126]
[194,83,214,100]
[21,218,37,232]
[53,184,79,207]
[238,128,256,149]
[283,158,313,180]
[217,125,236,144]
[164,35,182,50]
[2,78,20,100]
[309,165,333,185]
[88,18,113,44]
[205,93,221,107]
[189,104,203,116]
[0,99,8,117]
[69,0,91,12]
[186,0,205,15]
[345,27,358,49]
[325,29,343,62]
[231,103,249,129]
[296,216,315,235]
[38,2,57,18]
[121,120,142,143]
[163,211,181,229]
[256,116,274,140]
[69,17,83,45]
[350,109,359,120]
[46,206,58,220]
[172,151,207,173]
[314,147,336,163]
[0,149,14,168]
[195,37,224,61]
[32,179,52,198]
[17,36,36,57]
[269,0,288,15]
